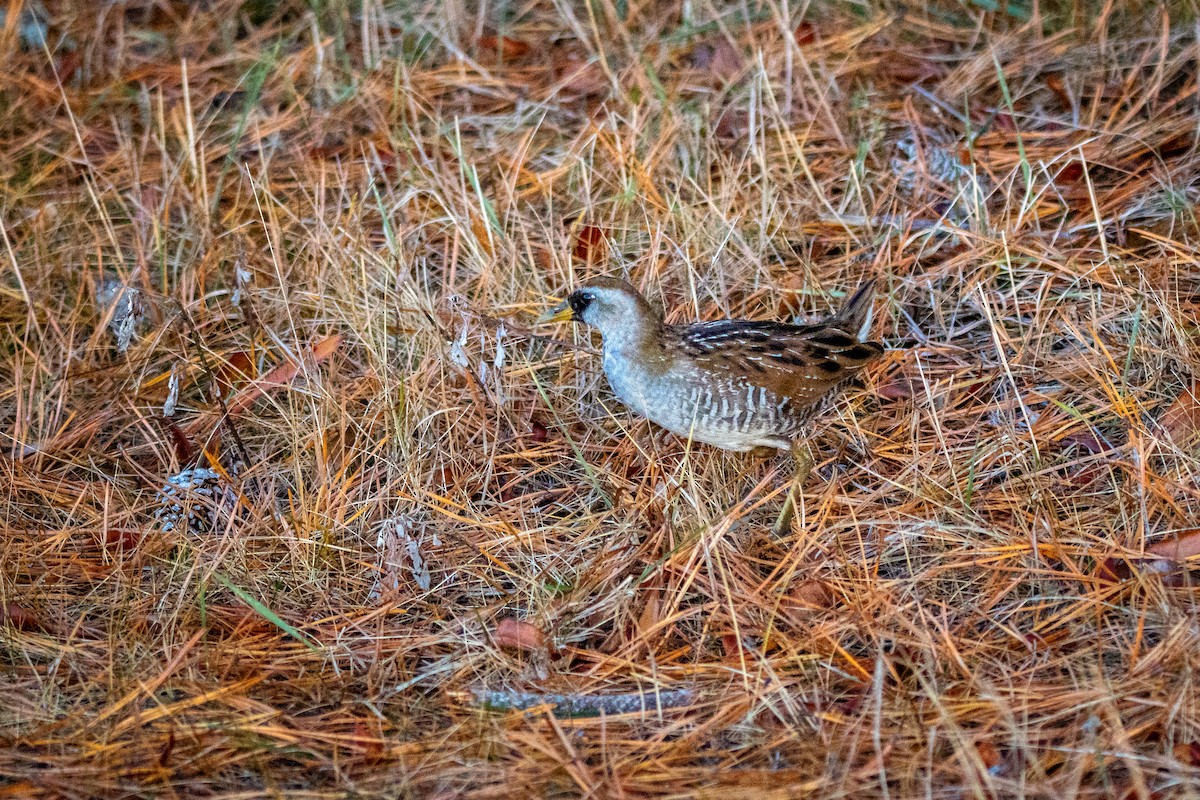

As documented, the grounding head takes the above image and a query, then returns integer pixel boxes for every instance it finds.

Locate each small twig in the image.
[464,686,697,717]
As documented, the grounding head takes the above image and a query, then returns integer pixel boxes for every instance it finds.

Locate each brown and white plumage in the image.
[537,277,884,452]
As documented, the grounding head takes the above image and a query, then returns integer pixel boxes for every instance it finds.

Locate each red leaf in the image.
[993,112,1016,132]
[1045,73,1071,108]
[794,22,816,45]
[101,528,145,550]
[0,602,41,631]
[160,417,195,463]
[572,225,608,264]
[721,633,747,659]
[215,351,256,398]
[1058,162,1084,182]
[529,419,549,443]
[709,39,744,83]
[478,35,530,60]
[492,618,545,653]
[975,740,1002,771]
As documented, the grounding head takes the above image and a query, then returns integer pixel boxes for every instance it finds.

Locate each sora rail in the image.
[537,276,884,530]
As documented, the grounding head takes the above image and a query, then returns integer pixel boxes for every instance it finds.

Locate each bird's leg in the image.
[772,440,813,535]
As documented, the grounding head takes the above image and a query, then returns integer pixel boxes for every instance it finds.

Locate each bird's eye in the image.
[569,291,594,315]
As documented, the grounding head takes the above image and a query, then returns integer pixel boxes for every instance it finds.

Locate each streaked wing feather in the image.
[673,320,884,402]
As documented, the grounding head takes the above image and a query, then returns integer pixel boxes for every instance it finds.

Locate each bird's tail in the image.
[832,278,877,341]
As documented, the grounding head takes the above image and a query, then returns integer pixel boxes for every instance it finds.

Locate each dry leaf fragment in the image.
[877,373,918,401]
[492,617,546,653]
[1147,529,1200,562]
[555,56,608,96]
[975,740,1003,773]
[786,579,833,611]
[1160,380,1200,445]
[1098,529,1200,585]
[1174,742,1200,766]
[709,39,744,83]
[0,602,41,631]
[571,225,608,264]
[222,334,342,419]
[478,34,530,60]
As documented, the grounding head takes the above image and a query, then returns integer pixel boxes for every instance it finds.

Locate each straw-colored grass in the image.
[3,0,1200,796]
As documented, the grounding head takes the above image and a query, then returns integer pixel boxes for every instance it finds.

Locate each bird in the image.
[536,276,885,531]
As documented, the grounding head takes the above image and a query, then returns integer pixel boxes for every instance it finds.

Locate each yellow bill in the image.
[535,299,574,326]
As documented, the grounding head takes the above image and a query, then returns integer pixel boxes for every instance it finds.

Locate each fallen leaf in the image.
[992,111,1016,132]
[0,602,41,631]
[709,39,744,83]
[222,334,342,419]
[1058,428,1111,455]
[1147,529,1200,562]
[492,617,545,653]
[1175,742,1200,766]
[555,57,608,96]
[529,419,549,443]
[1160,380,1200,445]
[785,579,833,611]
[101,528,145,550]
[1046,73,1071,107]
[794,21,816,45]
[975,740,1002,772]
[215,351,256,399]
[571,225,608,264]
[159,417,195,462]
[1097,530,1200,585]
[478,34,530,60]
[1058,162,1084,182]
[721,633,748,659]
[877,374,918,401]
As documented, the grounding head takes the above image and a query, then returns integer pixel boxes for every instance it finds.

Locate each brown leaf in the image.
[223,334,342,419]
[0,602,42,631]
[1175,742,1200,766]
[100,528,145,550]
[1058,428,1110,455]
[1058,162,1084,182]
[721,633,749,659]
[709,39,744,83]
[877,374,917,401]
[571,225,608,264]
[215,351,256,398]
[529,419,549,443]
[556,57,608,96]
[1161,380,1200,445]
[975,740,1002,771]
[794,22,816,45]
[1147,529,1200,562]
[492,617,545,653]
[160,417,195,463]
[1046,73,1071,108]
[786,579,833,611]
[1096,530,1200,585]
[478,34,530,61]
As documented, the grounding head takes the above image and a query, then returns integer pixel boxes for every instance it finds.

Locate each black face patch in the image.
[568,291,593,318]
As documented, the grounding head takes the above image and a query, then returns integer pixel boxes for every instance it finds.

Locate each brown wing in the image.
[673,320,884,404]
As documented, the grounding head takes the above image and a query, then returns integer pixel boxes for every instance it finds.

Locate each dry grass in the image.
[3,0,1200,797]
